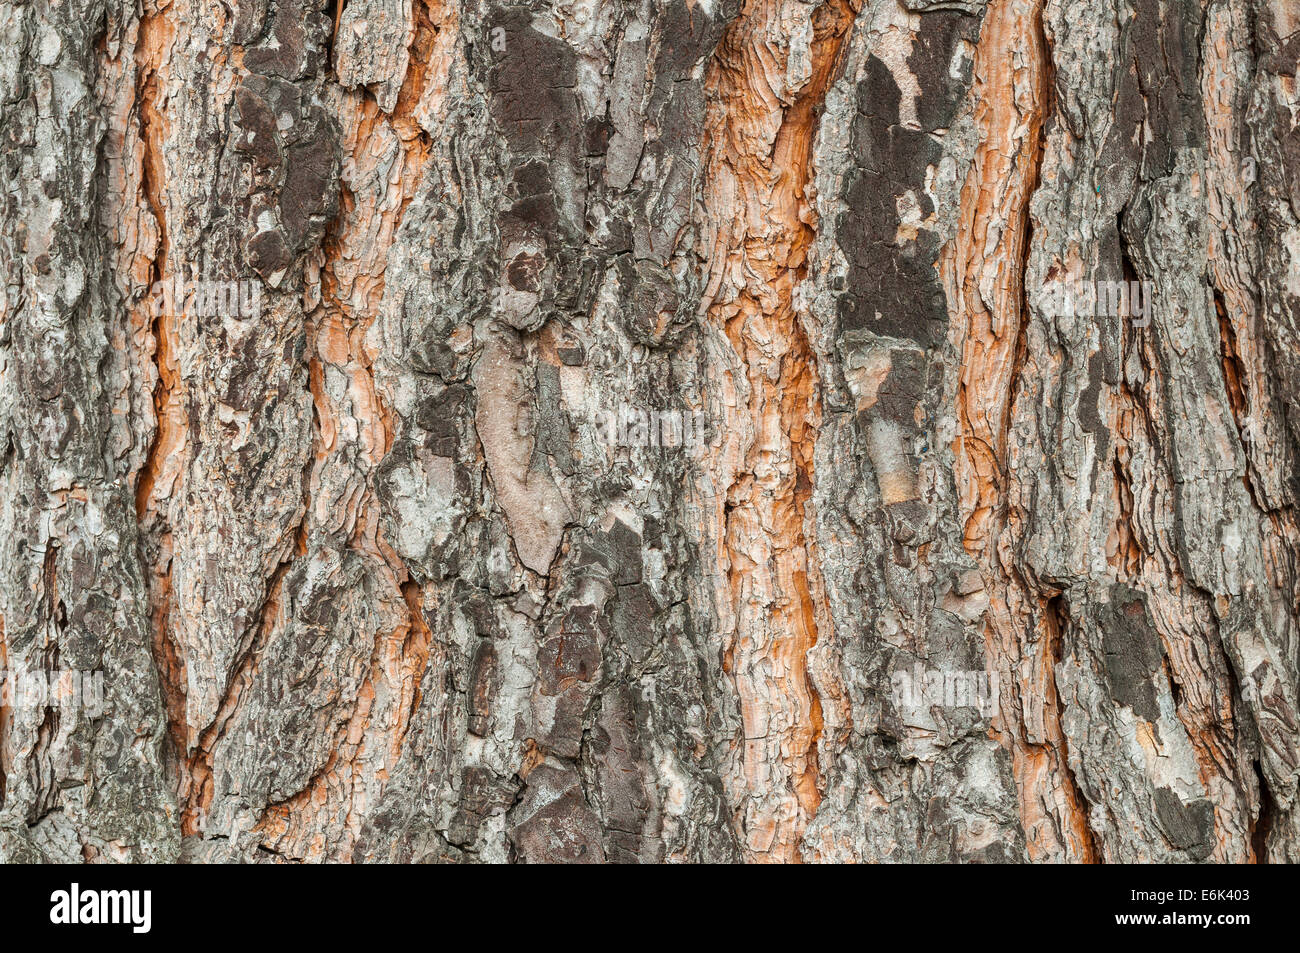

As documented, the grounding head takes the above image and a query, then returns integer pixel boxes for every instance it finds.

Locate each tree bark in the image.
[1,0,1298,863]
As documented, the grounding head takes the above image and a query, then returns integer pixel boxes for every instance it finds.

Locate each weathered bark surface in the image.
[1,0,1298,862]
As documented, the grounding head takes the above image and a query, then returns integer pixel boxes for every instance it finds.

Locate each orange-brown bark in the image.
[941,0,1095,862]
[700,0,857,862]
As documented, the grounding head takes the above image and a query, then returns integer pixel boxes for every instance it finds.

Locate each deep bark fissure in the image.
[1251,758,1274,863]
[131,1,190,781]
[1047,594,1102,863]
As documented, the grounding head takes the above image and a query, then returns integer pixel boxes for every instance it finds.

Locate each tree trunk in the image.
[1,0,1298,863]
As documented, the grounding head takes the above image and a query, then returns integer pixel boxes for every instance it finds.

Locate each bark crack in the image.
[130,1,189,777]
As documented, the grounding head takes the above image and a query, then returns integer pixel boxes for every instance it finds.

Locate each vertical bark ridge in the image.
[0,0,179,860]
[699,0,859,861]
[235,0,450,859]
[1203,0,1300,860]
[940,0,1082,861]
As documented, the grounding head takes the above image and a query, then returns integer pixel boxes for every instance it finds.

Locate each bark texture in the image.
[1,0,1299,862]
